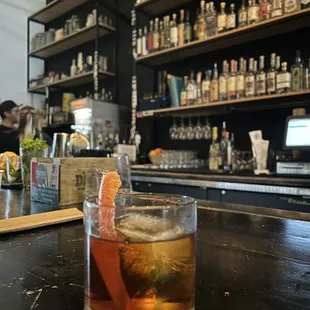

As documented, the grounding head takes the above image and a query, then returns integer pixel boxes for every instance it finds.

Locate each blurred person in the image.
[0,100,20,154]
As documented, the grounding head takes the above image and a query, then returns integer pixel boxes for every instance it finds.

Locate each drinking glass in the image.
[84,192,197,310]
[202,119,212,140]
[169,118,178,140]
[186,118,195,140]
[194,118,203,140]
[178,117,186,140]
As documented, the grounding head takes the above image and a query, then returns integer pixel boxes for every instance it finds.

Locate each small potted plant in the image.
[20,138,48,189]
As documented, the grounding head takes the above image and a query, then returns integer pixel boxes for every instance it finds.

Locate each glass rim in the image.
[85,192,196,211]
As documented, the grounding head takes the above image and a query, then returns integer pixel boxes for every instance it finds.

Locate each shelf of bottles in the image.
[135,0,310,66]
[137,50,310,118]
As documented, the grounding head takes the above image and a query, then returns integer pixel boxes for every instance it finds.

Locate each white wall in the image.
[0,0,45,108]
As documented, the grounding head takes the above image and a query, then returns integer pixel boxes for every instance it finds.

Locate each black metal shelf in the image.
[29,24,115,59]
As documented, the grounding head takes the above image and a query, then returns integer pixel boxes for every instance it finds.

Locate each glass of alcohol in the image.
[84,192,197,310]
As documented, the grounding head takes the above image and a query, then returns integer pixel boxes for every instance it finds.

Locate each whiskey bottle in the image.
[70,59,77,76]
[291,50,304,91]
[271,0,284,17]
[153,18,160,51]
[227,3,237,30]
[206,2,217,36]
[147,20,154,52]
[178,10,185,46]
[219,60,229,101]
[170,14,178,47]
[217,2,227,33]
[193,8,200,40]
[220,121,228,169]
[209,127,220,171]
[196,72,203,104]
[164,16,171,48]
[187,71,197,105]
[198,0,207,40]
[276,62,291,93]
[202,70,212,103]
[159,21,165,50]
[142,26,148,55]
[267,53,277,94]
[137,28,142,56]
[256,55,266,96]
[228,59,237,99]
[245,58,255,97]
[260,0,271,20]
[180,76,188,106]
[248,0,260,24]
[284,0,301,13]
[238,0,248,27]
[237,57,246,99]
[184,11,192,43]
[211,63,219,102]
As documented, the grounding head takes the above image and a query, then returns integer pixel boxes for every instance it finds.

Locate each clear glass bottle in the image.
[187,71,198,105]
[260,0,271,20]
[284,0,301,13]
[137,28,143,57]
[248,0,260,24]
[245,58,255,97]
[206,2,217,36]
[70,59,77,76]
[153,18,160,51]
[227,3,237,30]
[196,72,203,104]
[267,53,277,94]
[202,70,212,103]
[291,50,304,91]
[164,16,171,49]
[238,0,248,27]
[256,55,266,96]
[217,2,227,33]
[219,60,229,101]
[184,11,192,43]
[271,0,284,17]
[193,8,200,40]
[148,20,154,52]
[228,59,237,99]
[142,26,148,56]
[220,121,228,169]
[209,127,220,171]
[178,10,185,46]
[180,76,188,106]
[211,63,219,102]
[237,57,246,98]
[159,21,165,50]
[277,62,291,93]
[170,13,178,47]
[198,0,207,40]
[276,55,281,71]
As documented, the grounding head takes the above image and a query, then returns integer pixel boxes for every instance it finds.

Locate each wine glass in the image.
[178,117,186,140]
[194,117,203,140]
[202,118,212,140]
[169,118,178,140]
[186,118,195,140]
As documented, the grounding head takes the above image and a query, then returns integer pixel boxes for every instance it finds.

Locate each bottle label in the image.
[291,67,303,91]
[276,72,291,89]
[178,24,185,45]
[256,73,266,94]
[267,72,276,92]
[187,84,195,100]
[271,8,283,17]
[171,27,178,44]
[202,80,211,102]
[217,15,227,31]
[206,15,216,36]
[142,37,148,55]
[285,0,299,12]
[219,76,227,95]
[153,33,159,49]
[245,76,255,95]
[228,76,236,93]
[260,2,271,19]
[236,75,245,91]
[184,25,192,42]
[248,7,259,21]
[226,14,236,29]
[137,38,142,55]
[211,81,219,101]
[238,11,247,23]
[180,91,187,106]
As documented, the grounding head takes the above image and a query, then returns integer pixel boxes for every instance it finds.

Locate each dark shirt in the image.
[0,125,20,155]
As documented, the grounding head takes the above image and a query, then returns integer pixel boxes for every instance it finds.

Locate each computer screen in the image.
[284,115,310,149]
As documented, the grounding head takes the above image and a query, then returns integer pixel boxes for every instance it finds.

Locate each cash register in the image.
[277,115,310,175]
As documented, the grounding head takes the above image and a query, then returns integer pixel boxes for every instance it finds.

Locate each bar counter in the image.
[0,189,310,309]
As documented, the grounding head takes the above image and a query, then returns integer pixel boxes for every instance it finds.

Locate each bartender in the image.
[0,100,20,154]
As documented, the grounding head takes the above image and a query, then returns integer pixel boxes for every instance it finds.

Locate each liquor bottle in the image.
[187,71,197,105]
[209,127,220,171]
[160,21,165,50]
[178,10,185,46]
[137,28,142,56]
[256,55,266,96]
[217,2,227,33]
[219,60,229,101]
[86,55,93,71]
[70,59,77,76]
[170,14,178,47]
[276,55,281,71]
[193,8,200,40]
[238,0,248,27]
[180,76,188,106]
[227,3,237,30]
[237,57,246,98]
[77,52,84,74]
[220,121,228,169]
[142,26,148,55]
[164,16,171,49]
[148,20,154,52]
[260,0,271,20]
[248,0,260,24]
[245,58,255,97]
[198,0,207,40]
[202,70,212,103]
[276,62,291,93]
[211,63,219,102]
[291,50,304,91]
[226,134,233,171]
[184,11,192,43]
[153,18,160,51]
[271,0,284,17]
[196,72,203,104]
[302,0,310,9]
[284,0,301,13]
[267,53,277,94]
[228,59,237,99]
[206,2,217,36]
